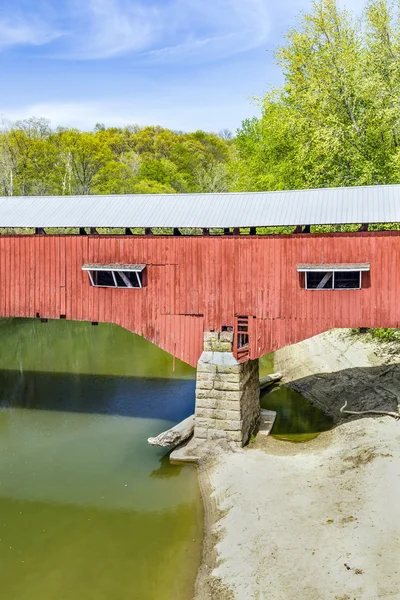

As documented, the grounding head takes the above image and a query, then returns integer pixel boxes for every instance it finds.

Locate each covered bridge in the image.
[0,184,399,445]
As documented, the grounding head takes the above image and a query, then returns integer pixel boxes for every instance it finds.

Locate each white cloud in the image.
[143,0,271,62]
[67,0,162,59]
[0,15,60,49]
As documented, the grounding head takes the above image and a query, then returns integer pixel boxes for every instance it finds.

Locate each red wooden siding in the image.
[0,231,399,367]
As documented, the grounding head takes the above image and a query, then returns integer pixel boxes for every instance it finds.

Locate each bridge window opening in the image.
[297,264,369,290]
[306,271,333,289]
[235,316,250,362]
[306,270,362,290]
[334,271,362,289]
[92,271,115,287]
[237,322,249,348]
[83,264,146,289]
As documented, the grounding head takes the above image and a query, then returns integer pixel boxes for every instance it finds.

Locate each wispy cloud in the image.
[0,0,271,61]
[0,14,60,49]
[0,0,367,60]
[67,0,162,59]
[144,0,271,62]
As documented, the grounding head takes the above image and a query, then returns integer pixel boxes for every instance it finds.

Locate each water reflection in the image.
[260,352,333,443]
[0,371,195,421]
[261,384,333,442]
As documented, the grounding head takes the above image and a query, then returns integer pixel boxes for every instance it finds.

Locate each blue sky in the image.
[0,0,365,133]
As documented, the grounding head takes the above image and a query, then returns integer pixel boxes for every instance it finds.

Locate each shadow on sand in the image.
[286,362,400,422]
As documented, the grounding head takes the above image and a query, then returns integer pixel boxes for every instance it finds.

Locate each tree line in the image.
[0,121,234,196]
[2,0,400,198]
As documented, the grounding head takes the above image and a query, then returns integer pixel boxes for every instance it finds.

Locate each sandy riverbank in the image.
[195,330,400,600]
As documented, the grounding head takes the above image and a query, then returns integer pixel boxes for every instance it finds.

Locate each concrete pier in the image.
[194,332,260,447]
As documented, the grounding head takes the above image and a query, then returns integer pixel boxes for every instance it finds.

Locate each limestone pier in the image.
[194,332,260,447]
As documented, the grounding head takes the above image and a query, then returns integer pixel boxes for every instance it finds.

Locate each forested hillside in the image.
[2,0,400,197]
[0,121,234,196]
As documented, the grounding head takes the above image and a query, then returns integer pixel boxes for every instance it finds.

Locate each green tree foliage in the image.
[234,0,400,191]
[0,121,233,196]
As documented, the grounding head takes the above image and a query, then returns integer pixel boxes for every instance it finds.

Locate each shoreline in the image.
[195,458,232,600]
[194,329,400,600]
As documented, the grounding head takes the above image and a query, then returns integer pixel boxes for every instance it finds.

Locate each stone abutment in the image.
[194,332,260,447]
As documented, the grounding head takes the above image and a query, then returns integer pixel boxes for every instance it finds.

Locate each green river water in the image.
[0,318,201,600]
[259,354,333,442]
[0,319,333,600]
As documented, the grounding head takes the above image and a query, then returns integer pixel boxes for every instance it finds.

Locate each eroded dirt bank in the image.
[274,329,400,419]
[195,330,400,600]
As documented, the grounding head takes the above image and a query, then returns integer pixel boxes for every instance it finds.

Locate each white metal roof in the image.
[1,184,400,228]
[297,263,370,271]
[82,264,146,272]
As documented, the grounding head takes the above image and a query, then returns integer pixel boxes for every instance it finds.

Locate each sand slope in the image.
[197,331,400,600]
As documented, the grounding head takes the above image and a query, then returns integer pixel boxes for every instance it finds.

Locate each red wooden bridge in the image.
[1,185,399,445]
[0,230,395,367]
[0,185,399,368]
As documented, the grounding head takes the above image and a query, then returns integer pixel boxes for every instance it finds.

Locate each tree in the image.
[218,129,234,140]
[0,118,60,195]
[194,162,230,192]
[234,0,400,190]
[57,130,115,195]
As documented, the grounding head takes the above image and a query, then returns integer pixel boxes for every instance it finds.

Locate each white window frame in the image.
[304,270,362,290]
[82,264,145,289]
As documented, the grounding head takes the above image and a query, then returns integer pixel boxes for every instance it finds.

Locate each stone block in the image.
[197,363,217,374]
[196,389,226,400]
[199,351,214,363]
[196,377,214,390]
[214,380,242,392]
[215,419,242,431]
[213,410,227,420]
[216,364,241,374]
[219,331,234,343]
[195,390,211,400]
[222,373,242,384]
[211,341,233,352]
[195,397,218,409]
[194,427,207,439]
[204,331,218,343]
[217,401,241,411]
[195,417,216,429]
[195,408,216,419]
[207,430,229,440]
[226,410,241,420]
[197,381,214,391]
[197,372,215,382]
[225,430,243,443]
